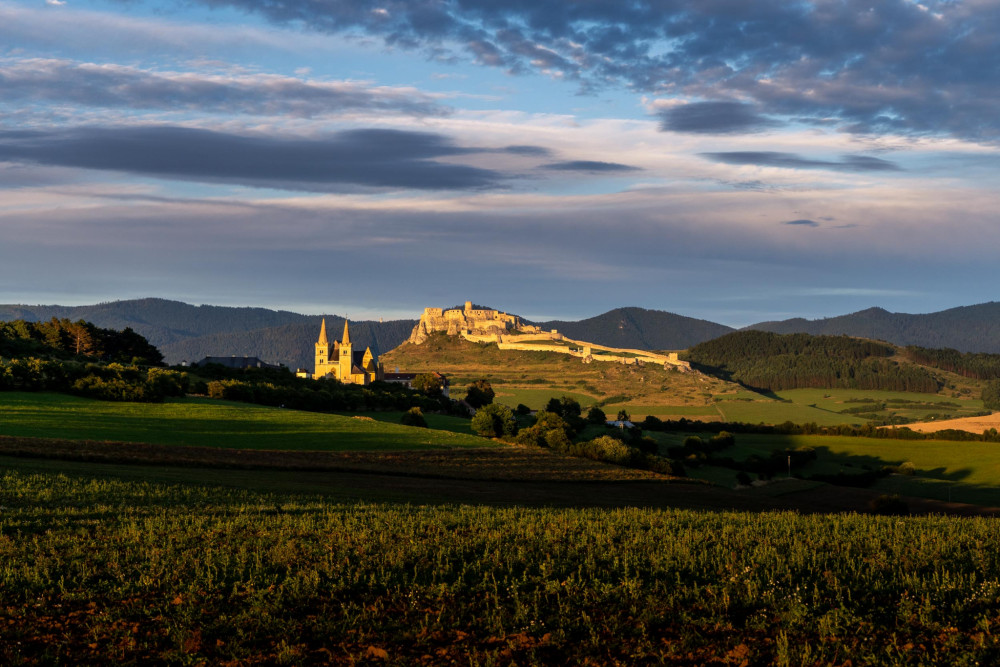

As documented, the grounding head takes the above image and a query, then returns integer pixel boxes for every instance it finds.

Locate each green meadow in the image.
[0,392,486,451]
[664,432,1000,507]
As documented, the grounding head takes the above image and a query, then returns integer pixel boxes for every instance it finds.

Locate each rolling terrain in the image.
[749,302,1000,352]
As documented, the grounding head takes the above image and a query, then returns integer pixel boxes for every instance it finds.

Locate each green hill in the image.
[684,330,991,395]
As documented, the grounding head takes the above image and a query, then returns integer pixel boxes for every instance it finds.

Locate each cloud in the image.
[701,152,902,172]
[0,126,509,191]
[173,0,1000,141]
[784,219,820,227]
[0,58,449,118]
[659,101,777,134]
[541,160,640,172]
[503,145,552,156]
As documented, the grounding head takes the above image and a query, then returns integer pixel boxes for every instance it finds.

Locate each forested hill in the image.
[159,319,416,370]
[747,302,1000,353]
[0,298,312,348]
[684,331,942,393]
[535,307,735,351]
[0,299,416,368]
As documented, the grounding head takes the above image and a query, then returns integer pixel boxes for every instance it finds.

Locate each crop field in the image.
[0,392,486,451]
[3,468,1000,665]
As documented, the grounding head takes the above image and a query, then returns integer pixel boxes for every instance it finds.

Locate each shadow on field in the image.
[2,435,999,517]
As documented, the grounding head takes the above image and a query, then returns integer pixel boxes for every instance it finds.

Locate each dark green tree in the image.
[465,379,495,408]
[471,403,516,438]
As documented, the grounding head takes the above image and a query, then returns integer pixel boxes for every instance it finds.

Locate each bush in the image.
[870,494,910,516]
[515,403,532,416]
[736,471,753,487]
[400,407,428,428]
[471,403,516,438]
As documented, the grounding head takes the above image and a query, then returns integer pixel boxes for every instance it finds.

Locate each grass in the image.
[491,387,598,410]
[678,432,1000,507]
[0,391,488,451]
[381,334,738,410]
[714,399,859,426]
[3,468,1000,665]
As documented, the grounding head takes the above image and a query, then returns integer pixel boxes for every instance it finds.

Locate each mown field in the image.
[2,468,1000,665]
[0,392,485,451]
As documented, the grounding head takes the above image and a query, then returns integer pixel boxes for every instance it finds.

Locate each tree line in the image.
[0,318,163,365]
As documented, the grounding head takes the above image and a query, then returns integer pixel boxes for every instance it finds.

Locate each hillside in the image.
[0,299,416,368]
[684,330,986,395]
[748,302,1000,353]
[159,319,415,370]
[382,333,741,420]
[536,307,734,350]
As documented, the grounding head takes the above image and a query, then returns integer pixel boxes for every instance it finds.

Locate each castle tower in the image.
[315,318,329,371]
[465,301,472,312]
[339,319,353,380]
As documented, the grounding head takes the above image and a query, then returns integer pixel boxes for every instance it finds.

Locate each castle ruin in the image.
[408,301,539,344]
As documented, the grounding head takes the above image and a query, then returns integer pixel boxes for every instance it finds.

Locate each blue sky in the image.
[1,0,999,325]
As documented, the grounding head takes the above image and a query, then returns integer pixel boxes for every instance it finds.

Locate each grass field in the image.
[0,392,486,451]
[714,398,857,426]
[3,467,1000,665]
[675,432,1000,507]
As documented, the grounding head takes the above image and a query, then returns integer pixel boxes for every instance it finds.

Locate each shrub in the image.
[400,407,428,428]
[736,471,753,487]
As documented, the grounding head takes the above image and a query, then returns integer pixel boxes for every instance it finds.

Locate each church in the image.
[313,319,384,384]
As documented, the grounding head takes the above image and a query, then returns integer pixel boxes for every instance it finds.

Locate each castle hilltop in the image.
[408,301,539,344]
[406,301,690,371]
[313,319,383,384]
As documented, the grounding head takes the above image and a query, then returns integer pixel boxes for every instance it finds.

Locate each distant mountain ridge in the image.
[747,303,1000,353]
[535,307,735,351]
[6,298,1000,368]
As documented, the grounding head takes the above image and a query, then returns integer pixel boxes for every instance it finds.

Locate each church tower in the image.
[315,318,329,371]
[338,319,353,380]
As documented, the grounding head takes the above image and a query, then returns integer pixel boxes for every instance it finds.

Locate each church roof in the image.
[341,319,351,346]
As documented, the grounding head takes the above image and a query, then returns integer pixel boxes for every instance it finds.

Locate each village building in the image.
[313,319,383,384]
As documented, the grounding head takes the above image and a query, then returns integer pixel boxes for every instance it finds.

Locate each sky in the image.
[1,0,999,326]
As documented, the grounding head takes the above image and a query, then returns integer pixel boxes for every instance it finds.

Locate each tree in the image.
[616,409,631,422]
[587,406,607,424]
[471,403,516,438]
[465,379,495,408]
[412,373,444,396]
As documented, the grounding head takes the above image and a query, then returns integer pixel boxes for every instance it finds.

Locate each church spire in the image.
[342,319,351,346]
[318,318,329,346]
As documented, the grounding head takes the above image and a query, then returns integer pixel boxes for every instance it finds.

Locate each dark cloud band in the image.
[702,151,901,172]
[0,126,503,191]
